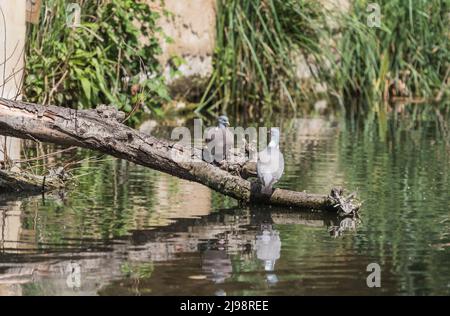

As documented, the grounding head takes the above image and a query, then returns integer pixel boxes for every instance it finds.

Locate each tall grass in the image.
[332,0,450,112]
[201,0,449,115]
[199,0,327,114]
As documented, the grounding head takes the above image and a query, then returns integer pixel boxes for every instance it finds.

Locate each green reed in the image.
[198,0,327,114]
[332,0,450,112]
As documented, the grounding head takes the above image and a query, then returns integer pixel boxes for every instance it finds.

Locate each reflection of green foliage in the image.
[21,282,45,296]
[20,155,161,245]
[338,114,450,295]
[230,254,260,274]
[121,262,154,279]
[211,191,238,209]
[24,0,170,123]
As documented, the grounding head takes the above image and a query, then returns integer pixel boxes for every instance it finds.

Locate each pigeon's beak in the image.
[225,121,230,126]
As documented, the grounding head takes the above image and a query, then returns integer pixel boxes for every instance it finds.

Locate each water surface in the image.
[0,115,449,295]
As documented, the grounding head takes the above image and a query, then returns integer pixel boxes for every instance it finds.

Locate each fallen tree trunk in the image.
[0,97,359,213]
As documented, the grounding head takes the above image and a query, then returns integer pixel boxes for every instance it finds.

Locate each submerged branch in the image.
[0,169,65,192]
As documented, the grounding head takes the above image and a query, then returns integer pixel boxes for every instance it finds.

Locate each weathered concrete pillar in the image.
[148,0,216,97]
[0,0,26,99]
[0,0,26,163]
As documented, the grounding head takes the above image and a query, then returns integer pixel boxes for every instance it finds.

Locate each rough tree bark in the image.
[0,97,360,213]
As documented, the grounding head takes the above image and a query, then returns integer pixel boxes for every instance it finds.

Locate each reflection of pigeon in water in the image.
[66,261,81,290]
[203,116,234,164]
[256,225,281,273]
[266,274,279,285]
[215,289,227,296]
[201,249,233,284]
[257,128,284,195]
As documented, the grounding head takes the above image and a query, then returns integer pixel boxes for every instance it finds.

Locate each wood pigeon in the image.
[203,115,234,163]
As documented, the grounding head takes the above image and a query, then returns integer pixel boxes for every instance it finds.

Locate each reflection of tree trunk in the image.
[0,202,23,252]
[0,99,355,212]
[0,0,26,295]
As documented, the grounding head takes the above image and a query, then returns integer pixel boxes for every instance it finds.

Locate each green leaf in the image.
[80,78,92,102]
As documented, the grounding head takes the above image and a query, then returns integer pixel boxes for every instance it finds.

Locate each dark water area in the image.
[0,115,449,295]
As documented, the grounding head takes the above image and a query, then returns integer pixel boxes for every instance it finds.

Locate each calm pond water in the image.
[0,115,449,296]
